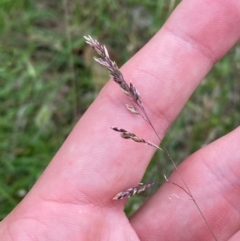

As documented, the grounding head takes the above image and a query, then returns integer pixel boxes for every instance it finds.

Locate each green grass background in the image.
[0,0,240,219]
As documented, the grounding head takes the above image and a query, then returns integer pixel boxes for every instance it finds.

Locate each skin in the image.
[1,0,240,240]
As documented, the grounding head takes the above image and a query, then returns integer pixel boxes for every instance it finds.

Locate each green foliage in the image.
[0,0,239,219]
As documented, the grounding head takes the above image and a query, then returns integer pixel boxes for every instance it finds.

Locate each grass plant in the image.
[85,35,218,240]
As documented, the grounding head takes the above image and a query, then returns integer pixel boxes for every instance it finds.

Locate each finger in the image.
[130,126,240,241]
[6,0,240,214]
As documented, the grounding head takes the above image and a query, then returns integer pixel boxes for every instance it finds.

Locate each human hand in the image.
[1,0,240,240]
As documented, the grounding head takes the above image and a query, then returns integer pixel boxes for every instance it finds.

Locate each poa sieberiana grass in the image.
[84,35,218,241]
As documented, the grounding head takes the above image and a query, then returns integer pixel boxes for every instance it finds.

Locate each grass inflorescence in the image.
[85,35,222,240]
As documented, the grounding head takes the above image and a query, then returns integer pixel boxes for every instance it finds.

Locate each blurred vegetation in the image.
[0,0,240,219]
